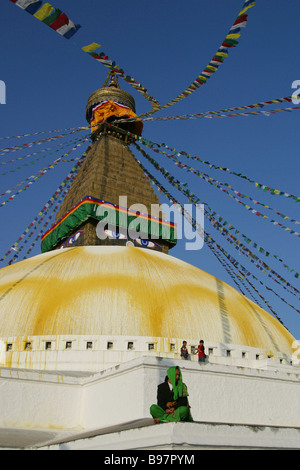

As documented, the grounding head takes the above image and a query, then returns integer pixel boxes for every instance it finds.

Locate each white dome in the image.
[0,245,294,358]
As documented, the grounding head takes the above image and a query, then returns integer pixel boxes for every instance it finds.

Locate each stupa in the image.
[0,73,299,450]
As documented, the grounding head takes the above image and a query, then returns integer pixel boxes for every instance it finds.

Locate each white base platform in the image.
[0,356,299,450]
[40,420,300,450]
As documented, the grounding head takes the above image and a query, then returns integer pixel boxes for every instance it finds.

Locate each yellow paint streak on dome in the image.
[0,246,295,356]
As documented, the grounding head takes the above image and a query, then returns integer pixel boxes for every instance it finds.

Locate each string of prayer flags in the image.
[9,0,254,115]
[0,126,88,142]
[207,242,264,305]
[141,152,296,323]
[0,146,90,265]
[208,239,274,308]
[182,96,294,117]
[140,0,256,116]
[0,137,89,208]
[81,43,161,112]
[136,148,298,321]
[0,127,87,156]
[9,0,157,109]
[9,1,255,114]
[0,136,83,169]
[133,143,300,299]
[140,139,300,230]
[174,158,300,233]
[8,173,74,264]
[206,208,299,278]
[138,104,300,123]
[206,224,292,324]
[211,241,299,315]
[0,148,84,176]
[9,0,81,39]
[7,192,63,265]
[207,238,288,326]
[130,131,300,203]
[208,229,300,303]
[204,207,300,300]
[264,286,300,314]
[131,148,288,326]
[0,137,85,177]
[198,196,300,278]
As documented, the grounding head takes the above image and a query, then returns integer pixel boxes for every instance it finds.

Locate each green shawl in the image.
[167,366,189,401]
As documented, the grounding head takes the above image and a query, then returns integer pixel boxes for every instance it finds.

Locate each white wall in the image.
[81,357,300,429]
[0,368,82,431]
[0,356,299,436]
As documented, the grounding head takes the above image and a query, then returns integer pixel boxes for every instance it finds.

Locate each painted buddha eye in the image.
[67,230,83,245]
[134,238,160,249]
[105,229,127,240]
[74,230,83,241]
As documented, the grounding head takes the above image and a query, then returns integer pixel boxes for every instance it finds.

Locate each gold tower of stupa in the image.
[41,72,177,255]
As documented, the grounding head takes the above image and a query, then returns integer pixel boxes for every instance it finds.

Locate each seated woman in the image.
[150,366,193,423]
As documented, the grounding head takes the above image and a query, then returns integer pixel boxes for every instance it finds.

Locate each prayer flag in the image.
[82,43,102,52]
[49,12,69,31]
[226,32,241,40]
[216,51,228,57]
[34,2,54,21]
[42,7,61,25]
[11,0,36,8]
[90,52,109,60]
[12,0,42,14]
[56,20,81,39]
[232,14,248,28]
[206,65,218,72]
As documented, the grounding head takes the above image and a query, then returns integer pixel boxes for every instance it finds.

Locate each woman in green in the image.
[150,366,193,423]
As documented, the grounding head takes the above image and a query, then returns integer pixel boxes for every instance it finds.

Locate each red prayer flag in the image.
[233,14,248,26]
[49,13,69,31]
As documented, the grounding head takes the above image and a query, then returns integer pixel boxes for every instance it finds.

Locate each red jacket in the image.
[197,344,205,358]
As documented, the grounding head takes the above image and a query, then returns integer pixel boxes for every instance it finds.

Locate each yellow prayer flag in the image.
[226,32,241,40]
[81,43,102,52]
[34,3,54,21]
[238,2,255,17]
[206,65,217,72]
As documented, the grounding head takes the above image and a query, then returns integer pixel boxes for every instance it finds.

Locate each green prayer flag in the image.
[43,8,62,25]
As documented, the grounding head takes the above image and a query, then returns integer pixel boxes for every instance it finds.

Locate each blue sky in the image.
[0,0,299,339]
